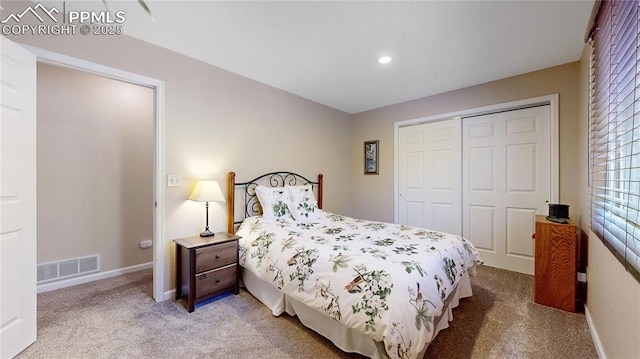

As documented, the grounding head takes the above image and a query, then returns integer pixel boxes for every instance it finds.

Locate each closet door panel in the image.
[398,118,462,235]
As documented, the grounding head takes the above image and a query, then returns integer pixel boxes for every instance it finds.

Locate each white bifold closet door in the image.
[462,106,550,275]
[398,105,551,275]
[398,118,462,235]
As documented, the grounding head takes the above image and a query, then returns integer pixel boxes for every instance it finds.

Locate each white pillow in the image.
[255,185,292,220]
[286,184,322,221]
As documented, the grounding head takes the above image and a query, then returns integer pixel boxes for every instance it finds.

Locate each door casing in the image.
[22,45,167,302]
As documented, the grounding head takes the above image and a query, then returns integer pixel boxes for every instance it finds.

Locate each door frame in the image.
[394,94,559,223]
[23,45,166,302]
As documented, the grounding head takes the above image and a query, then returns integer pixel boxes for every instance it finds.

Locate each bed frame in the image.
[226,171,323,233]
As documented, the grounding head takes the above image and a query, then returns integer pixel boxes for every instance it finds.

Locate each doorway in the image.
[27,45,166,301]
[36,63,154,285]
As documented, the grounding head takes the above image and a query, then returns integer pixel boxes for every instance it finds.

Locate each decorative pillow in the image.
[255,185,292,220]
[286,184,322,221]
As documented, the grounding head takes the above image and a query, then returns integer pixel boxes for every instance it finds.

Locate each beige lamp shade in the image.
[189,180,224,237]
[189,180,225,203]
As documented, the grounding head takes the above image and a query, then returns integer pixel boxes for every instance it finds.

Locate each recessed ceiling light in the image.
[378,56,392,64]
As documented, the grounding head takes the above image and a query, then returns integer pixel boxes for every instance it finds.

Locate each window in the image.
[589,0,640,282]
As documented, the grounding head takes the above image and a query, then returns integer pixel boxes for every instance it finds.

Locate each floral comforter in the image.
[236,212,480,359]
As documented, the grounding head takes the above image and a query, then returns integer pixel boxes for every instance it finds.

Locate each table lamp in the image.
[189,180,225,237]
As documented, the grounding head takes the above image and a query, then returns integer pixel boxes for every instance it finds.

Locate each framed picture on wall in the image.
[364,140,379,175]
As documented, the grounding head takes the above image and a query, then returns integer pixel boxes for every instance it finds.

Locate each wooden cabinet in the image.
[174,233,241,312]
[534,215,578,312]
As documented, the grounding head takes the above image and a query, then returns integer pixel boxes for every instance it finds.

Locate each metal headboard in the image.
[227,171,323,233]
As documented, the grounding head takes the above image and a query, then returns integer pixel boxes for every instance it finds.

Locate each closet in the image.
[398,105,552,275]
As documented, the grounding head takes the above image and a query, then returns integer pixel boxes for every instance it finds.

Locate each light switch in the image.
[167,174,182,187]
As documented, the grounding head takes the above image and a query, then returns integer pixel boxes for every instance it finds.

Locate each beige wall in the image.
[37,63,154,271]
[576,45,640,358]
[5,2,353,291]
[351,62,581,222]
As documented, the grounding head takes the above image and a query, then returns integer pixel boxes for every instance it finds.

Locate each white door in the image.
[0,36,37,357]
[462,106,551,274]
[398,118,462,235]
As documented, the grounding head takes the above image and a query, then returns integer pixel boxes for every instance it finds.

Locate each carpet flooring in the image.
[16,265,598,359]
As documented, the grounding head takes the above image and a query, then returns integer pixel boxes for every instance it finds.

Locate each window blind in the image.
[590,0,640,282]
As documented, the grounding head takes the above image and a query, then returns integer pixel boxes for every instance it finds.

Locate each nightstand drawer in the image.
[195,241,237,273]
[195,264,237,299]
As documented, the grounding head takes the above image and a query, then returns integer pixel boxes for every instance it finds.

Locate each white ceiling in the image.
[59,1,595,114]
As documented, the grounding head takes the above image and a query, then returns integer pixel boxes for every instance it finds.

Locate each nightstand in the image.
[534,215,578,312]
[174,233,241,312]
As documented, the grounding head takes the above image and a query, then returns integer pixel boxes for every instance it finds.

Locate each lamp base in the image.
[199,230,215,237]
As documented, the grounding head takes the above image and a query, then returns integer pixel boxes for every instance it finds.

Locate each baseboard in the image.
[163,289,176,302]
[37,262,153,294]
[584,305,606,359]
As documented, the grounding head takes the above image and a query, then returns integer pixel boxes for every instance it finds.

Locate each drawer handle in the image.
[215,254,220,259]
[215,278,220,283]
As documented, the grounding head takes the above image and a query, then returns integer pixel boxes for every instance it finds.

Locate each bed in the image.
[227,171,480,359]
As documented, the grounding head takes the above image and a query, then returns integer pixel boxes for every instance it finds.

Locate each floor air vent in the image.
[37,254,100,283]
